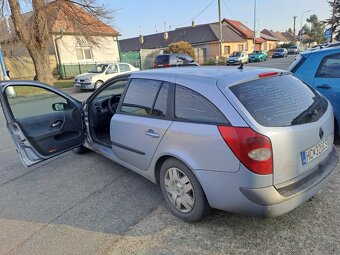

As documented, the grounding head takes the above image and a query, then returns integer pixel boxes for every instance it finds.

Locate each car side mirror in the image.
[52,102,68,111]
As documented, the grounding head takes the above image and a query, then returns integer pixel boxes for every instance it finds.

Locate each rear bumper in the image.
[195,146,338,217]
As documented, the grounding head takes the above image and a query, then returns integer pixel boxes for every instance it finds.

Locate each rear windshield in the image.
[155,55,170,64]
[275,49,284,52]
[230,75,328,127]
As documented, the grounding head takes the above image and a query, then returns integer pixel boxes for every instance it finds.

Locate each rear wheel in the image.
[160,158,210,222]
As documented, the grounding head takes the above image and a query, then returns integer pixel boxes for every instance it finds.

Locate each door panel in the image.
[0,82,84,166]
[110,114,172,170]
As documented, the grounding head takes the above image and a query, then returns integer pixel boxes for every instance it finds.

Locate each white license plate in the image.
[74,83,81,87]
[301,139,328,165]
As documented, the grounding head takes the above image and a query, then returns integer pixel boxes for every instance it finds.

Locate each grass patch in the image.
[53,80,74,89]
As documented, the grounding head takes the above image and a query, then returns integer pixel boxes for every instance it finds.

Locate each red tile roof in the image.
[223,19,254,39]
[0,1,117,43]
[255,37,265,43]
[49,2,117,36]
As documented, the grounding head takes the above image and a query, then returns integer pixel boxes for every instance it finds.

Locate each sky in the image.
[100,0,332,39]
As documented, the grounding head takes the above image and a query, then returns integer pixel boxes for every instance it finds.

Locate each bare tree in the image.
[0,0,113,84]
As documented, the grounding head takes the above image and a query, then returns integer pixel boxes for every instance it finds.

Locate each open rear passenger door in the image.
[0,81,85,167]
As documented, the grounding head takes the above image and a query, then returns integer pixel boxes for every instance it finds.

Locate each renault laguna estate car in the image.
[0,67,337,222]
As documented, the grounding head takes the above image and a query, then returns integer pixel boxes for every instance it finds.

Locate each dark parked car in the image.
[272,48,288,58]
[153,54,199,68]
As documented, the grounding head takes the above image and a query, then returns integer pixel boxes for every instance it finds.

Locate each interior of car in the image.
[88,79,128,146]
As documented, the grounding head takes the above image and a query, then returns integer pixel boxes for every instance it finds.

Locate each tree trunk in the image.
[8,0,54,84]
[28,46,54,84]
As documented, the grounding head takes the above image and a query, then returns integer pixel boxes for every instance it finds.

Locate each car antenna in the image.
[238,63,244,70]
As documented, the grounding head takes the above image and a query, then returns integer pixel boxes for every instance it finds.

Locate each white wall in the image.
[54,35,120,64]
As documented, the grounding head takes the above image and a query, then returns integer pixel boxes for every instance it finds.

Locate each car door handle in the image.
[51,120,63,128]
[317,84,332,89]
[145,129,160,138]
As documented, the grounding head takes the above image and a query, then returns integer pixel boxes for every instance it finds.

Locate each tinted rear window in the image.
[230,75,328,127]
[155,55,170,64]
[289,54,306,73]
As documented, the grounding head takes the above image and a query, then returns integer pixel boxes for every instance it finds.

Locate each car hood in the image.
[75,73,101,80]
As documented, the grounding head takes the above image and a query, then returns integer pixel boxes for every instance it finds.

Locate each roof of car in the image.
[301,45,340,56]
[131,66,288,83]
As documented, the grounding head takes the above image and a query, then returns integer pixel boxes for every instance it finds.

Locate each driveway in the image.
[0,57,339,255]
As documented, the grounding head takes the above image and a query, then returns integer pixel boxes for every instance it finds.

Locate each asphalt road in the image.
[0,56,339,255]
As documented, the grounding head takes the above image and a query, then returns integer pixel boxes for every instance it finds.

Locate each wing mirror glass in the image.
[52,102,67,111]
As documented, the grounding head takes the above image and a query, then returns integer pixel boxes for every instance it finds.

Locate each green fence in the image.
[58,63,97,79]
[120,51,141,69]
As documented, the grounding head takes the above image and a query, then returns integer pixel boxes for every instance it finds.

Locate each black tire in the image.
[94,80,104,90]
[160,158,211,222]
[72,145,89,154]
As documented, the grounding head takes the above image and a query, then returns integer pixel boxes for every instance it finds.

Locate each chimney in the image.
[163,21,169,40]
[192,20,195,27]
[139,34,144,45]
[139,25,144,45]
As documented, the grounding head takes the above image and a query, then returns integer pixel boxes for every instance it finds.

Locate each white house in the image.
[0,2,120,79]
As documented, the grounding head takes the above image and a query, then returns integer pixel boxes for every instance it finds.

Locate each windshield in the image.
[275,49,284,52]
[231,52,241,57]
[251,51,261,54]
[88,64,108,73]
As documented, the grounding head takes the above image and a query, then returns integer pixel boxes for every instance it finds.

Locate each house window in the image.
[245,41,249,51]
[76,47,93,60]
[238,44,244,51]
[224,46,230,55]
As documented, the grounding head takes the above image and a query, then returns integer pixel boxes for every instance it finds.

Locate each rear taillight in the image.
[218,126,273,175]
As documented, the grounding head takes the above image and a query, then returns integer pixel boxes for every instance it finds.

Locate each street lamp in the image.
[299,9,311,49]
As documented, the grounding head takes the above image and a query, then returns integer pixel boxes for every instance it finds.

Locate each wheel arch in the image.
[153,153,200,185]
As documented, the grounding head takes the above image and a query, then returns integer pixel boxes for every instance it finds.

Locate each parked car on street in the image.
[272,48,288,58]
[289,47,340,135]
[74,63,139,90]
[227,51,248,65]
[0,67,337,222]
[288,46,299,55]
[248,50,267,62]
[153,54,199,68]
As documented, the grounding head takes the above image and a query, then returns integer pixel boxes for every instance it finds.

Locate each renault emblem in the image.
[319,128,324,139]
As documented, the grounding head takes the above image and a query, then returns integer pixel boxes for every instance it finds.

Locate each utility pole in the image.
[253,0,256,51]
[218,0,223,57]
[331,0,337,43]
[293,16,297,44]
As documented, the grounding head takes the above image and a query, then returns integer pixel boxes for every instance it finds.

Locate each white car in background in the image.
[74,63,139,90]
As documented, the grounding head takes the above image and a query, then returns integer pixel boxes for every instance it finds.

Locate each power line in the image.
[222,0,239,20]
[171,0,216,28]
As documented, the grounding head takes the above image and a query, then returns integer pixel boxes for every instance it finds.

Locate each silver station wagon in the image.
[0,67,337,222]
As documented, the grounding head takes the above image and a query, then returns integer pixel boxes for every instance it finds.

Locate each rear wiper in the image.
[291,99,320,125]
